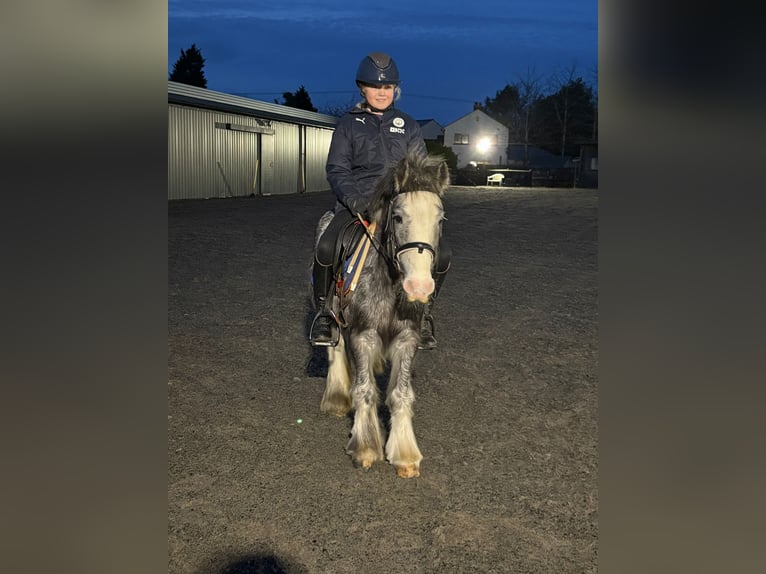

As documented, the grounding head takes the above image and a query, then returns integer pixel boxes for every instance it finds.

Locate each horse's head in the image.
[374,152,450,303]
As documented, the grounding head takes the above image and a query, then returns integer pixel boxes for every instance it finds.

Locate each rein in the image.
[356,212,395,270]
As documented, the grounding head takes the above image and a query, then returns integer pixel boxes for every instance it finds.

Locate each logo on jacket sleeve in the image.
[390,116,406,134]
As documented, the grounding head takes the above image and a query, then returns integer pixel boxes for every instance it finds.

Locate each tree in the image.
[479,72,545,167]
[515,67,544,166]
[480,84,523,134]
[537,65,596,157]
[530,67,596,158]
[425,141,458,171]
[320,95,358,118]
[587,66,598,141]
[169,44,207,88]
[276,85,317,112]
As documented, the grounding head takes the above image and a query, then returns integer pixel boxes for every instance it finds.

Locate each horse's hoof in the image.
[395,464,420,478]
[352,458,375,471]
[322,406,350,418]
[320,396,351,417]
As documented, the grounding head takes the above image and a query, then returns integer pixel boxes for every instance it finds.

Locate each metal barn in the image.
[168,81,338,200]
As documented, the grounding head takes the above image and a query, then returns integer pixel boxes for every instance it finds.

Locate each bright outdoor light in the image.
[476,136,491,154]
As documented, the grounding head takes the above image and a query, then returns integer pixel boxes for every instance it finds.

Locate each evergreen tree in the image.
[425,141,458,170]
[276,86,317,112]
[481,84,523,134]
[169,44,207,88]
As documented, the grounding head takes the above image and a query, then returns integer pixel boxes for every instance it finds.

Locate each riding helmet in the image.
[356,52,400,86]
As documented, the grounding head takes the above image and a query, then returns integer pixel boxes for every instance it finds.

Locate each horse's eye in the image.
[392,214,403,224]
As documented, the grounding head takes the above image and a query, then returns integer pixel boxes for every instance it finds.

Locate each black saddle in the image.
[332,217,368,279]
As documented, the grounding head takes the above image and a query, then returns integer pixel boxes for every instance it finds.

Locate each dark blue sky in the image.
[168,0,597,125]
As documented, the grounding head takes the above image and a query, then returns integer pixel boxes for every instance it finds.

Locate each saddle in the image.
[331,217,377,320]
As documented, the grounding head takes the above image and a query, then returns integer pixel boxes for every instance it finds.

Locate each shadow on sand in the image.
[213,552,308,574]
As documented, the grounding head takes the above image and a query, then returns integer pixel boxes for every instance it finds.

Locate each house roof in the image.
[443,108,507,131]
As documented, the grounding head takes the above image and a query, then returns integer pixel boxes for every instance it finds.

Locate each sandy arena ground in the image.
[168,185,598,573]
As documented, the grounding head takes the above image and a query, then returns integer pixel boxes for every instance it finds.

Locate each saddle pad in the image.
[342,222,377,294]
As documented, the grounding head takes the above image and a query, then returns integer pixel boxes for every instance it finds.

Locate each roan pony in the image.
[312,152,450,478]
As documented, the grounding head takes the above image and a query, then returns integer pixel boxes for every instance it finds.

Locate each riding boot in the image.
[418,268,448,351]
[309,261,337,346]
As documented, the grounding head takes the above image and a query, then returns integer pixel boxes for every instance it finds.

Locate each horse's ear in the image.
[394,157,410,193]
[436,159,450,192]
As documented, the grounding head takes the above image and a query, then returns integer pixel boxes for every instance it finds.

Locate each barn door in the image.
[214,120,276,197]
[214,122,258,197]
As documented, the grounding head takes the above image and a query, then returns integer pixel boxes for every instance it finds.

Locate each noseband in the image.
[385,192,439,274]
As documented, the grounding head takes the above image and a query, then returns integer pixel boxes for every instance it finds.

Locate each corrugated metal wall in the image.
[168,100,335,200]
[271,123,299,196]
[168,105,216,200]
[305,127,334,193]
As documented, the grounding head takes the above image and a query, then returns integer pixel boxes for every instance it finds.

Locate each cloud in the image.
[168,0,598,124]
[168,0,369,22]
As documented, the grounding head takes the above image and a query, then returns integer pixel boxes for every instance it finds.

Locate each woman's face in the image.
[362,84,395,111]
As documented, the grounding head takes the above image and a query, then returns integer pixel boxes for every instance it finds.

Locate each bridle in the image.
[383,191,440,275]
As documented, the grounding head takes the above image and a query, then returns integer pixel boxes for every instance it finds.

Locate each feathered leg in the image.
[345,330,385,469]
[385,330,423,478]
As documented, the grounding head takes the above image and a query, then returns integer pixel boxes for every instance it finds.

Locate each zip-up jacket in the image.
[326,106,427,215]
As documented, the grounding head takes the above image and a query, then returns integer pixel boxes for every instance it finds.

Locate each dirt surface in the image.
[168,186,598,573]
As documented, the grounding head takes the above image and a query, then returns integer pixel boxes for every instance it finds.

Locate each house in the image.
[443,109,509,169]
[417,119,444,143]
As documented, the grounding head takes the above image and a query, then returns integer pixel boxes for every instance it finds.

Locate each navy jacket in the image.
[326,106,427,215]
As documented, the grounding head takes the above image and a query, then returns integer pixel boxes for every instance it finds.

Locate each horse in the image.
[312,152,450,478]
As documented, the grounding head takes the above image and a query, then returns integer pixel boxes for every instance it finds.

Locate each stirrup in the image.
[309,310,340,347]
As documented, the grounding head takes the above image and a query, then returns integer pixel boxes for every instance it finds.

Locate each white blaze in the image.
[394,192,442,303]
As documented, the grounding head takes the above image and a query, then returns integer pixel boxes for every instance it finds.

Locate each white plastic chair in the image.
[486,173,504,186]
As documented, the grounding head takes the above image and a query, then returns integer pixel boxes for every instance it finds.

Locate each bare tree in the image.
[517,66,544,166]
[548,63,579,158]
[588,66,598,141]
[319,95,359,118]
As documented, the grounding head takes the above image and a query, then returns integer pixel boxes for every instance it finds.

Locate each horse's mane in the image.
[367,152,450,222]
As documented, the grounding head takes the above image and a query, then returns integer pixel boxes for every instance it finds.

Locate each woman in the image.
[310,52,451,349]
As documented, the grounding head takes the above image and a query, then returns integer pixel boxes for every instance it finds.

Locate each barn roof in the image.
[168,81,338,129]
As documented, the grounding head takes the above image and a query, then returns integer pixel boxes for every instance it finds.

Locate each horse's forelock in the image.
[394,153,449,196]
[368,153,448,222]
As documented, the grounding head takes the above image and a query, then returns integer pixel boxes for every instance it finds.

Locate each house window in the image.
[453,133,469,145]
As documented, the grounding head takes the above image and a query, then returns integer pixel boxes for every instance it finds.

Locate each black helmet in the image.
[356,52,400,86]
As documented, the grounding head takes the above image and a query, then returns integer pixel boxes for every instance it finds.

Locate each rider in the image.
[309,51,451,349]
